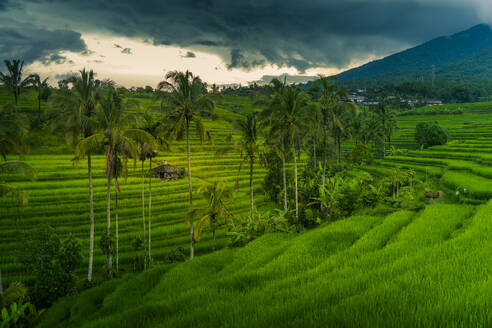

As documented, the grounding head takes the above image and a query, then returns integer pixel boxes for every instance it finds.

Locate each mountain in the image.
[337,24,492,83]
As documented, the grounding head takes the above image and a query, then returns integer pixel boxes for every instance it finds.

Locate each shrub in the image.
[20,225,82,308]
[415,122,449,148]
[162,247,186,264]
[349,143,372,165]
[230,209,294,247]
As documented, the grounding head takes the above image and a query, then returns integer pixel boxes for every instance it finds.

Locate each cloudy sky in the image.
[0,0,490,87]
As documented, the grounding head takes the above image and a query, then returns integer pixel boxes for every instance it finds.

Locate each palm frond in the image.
[0,161,37,180]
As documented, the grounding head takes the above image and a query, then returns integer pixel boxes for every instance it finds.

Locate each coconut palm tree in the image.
[372,103,397,157]
[0,161,37,205]
[29,74,50,127]
[131,107,167,268]
[235,112,262,219]
[0,104,29,160]
[218,112,263,219]
[0,103,35,204]
[158,70,214,259]
[0,60,34,107]
[49,69,98,283]
[76,87,155,277]
[311,77,358,167]
[258,78,291,211]
[186,181,234,252]
[112,153,123,273]
[263,86,310,220]
[139,109,168,267]
[311,77,337,183]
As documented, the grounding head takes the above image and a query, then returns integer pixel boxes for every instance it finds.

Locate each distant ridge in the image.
[336,24,492,83]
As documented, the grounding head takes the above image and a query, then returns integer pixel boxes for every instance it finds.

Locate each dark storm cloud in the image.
[0,17,87,65]
[40,53,73,65]
[9,0,483,71]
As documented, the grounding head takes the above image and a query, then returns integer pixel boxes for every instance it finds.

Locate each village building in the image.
[424,98,443,106]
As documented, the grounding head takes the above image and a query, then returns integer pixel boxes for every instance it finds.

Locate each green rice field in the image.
[4,91,492,327]
[40,201,492,327]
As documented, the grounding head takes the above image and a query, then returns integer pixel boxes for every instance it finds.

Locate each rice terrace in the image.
[3,1,492,327]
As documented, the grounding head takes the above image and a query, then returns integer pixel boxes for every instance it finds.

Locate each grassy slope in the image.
[41,201,492,327]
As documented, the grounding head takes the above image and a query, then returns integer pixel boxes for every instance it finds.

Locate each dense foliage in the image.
[415,122,449,148]
[20,225,82,308]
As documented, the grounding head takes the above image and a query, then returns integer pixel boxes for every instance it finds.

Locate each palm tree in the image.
[76,87,154,277]
[135,108,166,268]
[235,113,262,219]
[112,153,123,273]
[0,104,29,160]
[0,60,33,106]
[0,103,35,204]
[258,78,290,211]
[136,141,158,269]
[0,161,37,205]
[158,70,214,259]
[263,86,310,220]
[138,144,149,269]
[186,181,234,252]
[218,112,262,219]
[311,77,358,166]
[50,69,98,283]
[29,74,50,127]
[373,103,397,157]
[308,105,322,168]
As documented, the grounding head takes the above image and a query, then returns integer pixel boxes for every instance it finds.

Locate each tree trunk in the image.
[383,133,386,158]
[115,179,119,273]
[14,91,18,107]
[249,155,254,219]
[141,159,147,269]
[106,146,113,278]
[37,93,41,127]
[313,136,317,168]
[388,135,391,152]
[186,118,194,259]
[282,157,287,211]
[322,117,328,187]
[87,154,94,283]
[212,227,216,252]
[337,134,341,165]
[0,268,3,295]
[148,158,152,267]
[293,144,299,221]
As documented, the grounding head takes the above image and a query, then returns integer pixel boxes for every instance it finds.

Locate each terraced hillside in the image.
[39,201,492,327]
[0,93,273,286]
[364,105,492,203]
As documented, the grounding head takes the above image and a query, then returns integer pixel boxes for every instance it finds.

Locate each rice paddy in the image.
[39,201,492,327]
[4,91,492,327]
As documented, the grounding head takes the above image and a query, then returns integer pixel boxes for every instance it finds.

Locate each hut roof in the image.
[151,164,183,174]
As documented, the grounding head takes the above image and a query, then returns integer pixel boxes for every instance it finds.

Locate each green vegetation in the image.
[40,202,492,327]
[415,121,449,148]
[3,61,492,327]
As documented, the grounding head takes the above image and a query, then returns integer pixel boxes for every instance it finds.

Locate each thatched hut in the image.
[150,161,184,182]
